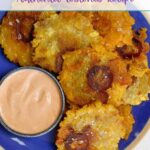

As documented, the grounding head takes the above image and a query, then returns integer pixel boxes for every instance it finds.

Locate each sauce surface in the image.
[0,69,62,134]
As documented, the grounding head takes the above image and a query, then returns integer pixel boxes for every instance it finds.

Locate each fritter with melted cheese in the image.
[56,101,134,150]
[32,12,101,73]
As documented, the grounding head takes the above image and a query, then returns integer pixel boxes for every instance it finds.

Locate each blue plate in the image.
[0,12,150,150]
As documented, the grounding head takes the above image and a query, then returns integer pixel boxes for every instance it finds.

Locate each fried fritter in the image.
[59,47,111,105]
[56,101,134,150]
[83,13,149,60]
[59,44,150,106]
[0,12,41,66]
[59,46,129,106]
[82,12,135,50]
[0,12,54,66]
[32,12,101,73]
[107,55,150,106]
[83,12,150,71]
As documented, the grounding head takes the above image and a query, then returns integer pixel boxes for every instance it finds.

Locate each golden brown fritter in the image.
[83,12,149,59]
[59,47,124,106]
[56,101,134,150]
[107,28,150,106]
[59,44,150,106]
[0,12,41,66]
[59,47,117,106]
[82,12,149,65]
[107,58,150,106]
[0,12,54,66]
[32,12,101,73]
[82,12,135,50]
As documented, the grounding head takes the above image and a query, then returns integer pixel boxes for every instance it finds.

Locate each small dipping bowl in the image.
[0,67,65,137]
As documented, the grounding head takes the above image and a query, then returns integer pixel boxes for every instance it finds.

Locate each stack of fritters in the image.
[0,12,150,150]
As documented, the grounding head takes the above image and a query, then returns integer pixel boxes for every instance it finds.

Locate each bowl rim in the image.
[0,66,65,137]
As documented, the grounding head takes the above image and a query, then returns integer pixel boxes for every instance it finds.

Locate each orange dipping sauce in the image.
[0,68,63,135]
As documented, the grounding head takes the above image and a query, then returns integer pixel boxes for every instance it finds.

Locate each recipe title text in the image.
[16,0,134,5]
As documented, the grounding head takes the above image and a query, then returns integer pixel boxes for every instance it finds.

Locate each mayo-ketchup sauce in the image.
[0,68,63,135]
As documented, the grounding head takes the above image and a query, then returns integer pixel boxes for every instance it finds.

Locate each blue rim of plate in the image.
[0,11,150,150]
